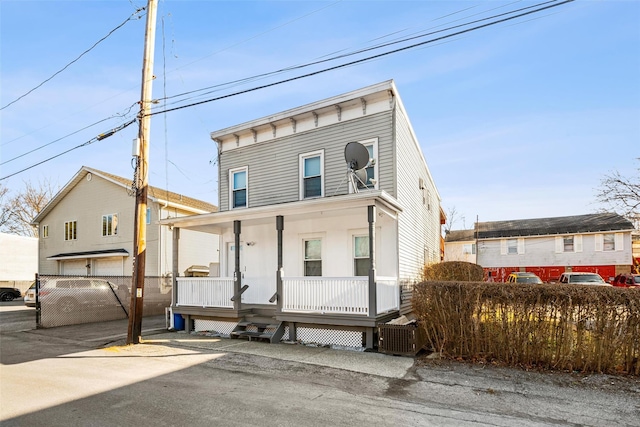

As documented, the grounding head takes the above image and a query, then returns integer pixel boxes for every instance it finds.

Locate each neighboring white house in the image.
[162,80,442,348]
[444,213,635,282]
[31,166,219,278]
[0,232,38,291]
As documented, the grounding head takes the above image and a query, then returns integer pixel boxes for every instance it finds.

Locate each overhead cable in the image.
[0,7,146,111]
[149,0,574,116]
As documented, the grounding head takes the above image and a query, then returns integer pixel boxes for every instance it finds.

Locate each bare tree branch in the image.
[0,179,57,237]
[595,159,640,227]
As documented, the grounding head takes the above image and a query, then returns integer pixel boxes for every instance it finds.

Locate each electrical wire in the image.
[0,119,136,181]
[150,0,564,110]
[149,0,574,117]
[0,7,146,111]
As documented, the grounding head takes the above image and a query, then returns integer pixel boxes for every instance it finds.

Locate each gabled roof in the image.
[445,213,635,242]
[32,166,217,224]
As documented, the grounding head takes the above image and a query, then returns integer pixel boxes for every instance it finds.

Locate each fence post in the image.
[35,273,41,328]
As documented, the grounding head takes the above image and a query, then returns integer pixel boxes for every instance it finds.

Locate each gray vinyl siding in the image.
[394,107,441,282]
[219,111,395,211]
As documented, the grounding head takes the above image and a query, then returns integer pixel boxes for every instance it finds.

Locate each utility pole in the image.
[127,0,158,345]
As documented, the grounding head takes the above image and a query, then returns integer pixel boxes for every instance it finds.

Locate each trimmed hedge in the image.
[422,261,484,282]
[413,281,640,375]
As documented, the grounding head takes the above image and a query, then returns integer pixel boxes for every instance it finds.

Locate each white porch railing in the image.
[176,277,234,308]
[282,277,369,315]
[376,276,400,314]
[176,276,400,315]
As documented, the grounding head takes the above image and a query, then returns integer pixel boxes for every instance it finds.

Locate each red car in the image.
[610,273,640,288]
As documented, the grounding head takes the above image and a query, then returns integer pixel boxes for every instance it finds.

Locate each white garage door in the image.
[62,260,87,275]
[94,257,124,276]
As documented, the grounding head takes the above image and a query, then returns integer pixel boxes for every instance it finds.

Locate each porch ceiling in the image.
[160,190,402,234]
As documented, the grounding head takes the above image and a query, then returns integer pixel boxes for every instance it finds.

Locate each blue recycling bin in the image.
[173,313,185,331]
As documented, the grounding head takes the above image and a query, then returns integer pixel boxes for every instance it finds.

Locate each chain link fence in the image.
[37,276,172,328]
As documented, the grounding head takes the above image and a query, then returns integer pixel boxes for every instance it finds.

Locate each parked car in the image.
[557,272,611,286]
[0,287,22,301]
[610,273,640,289]
[39,278,128,314]
[506,272,543,284]
[23,282,36,307]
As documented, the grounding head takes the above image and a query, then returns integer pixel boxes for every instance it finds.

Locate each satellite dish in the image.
[344,142,370,171]
[355,169,368,186]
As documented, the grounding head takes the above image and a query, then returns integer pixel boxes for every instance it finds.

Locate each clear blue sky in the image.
[1,0,638,229]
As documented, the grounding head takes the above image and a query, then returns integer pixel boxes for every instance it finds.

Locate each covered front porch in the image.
[162,190,403,348]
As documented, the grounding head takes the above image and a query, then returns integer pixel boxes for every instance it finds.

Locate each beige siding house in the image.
[31,167,218,277]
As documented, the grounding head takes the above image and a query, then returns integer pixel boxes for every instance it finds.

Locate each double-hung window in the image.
[304,239,322,276]
[356,138,378,191]
[230,167,248,209]
[595,233,622,252]
[555,235,582,253]
[102,214,118,236]
[300,151,323,199]
[353,235,370,276]
[462,243,476,255]
[64,221,77,241]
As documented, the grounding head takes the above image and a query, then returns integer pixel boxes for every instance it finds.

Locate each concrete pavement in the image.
[18,314,414,379]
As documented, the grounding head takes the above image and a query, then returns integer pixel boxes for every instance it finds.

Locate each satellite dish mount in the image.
[344,141,371,193]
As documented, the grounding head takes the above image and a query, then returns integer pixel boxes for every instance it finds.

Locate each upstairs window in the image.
[462,243,476,255]
[507,239,518,254]
[300,151,324,199]
[356,139,378,190]
[563,236,574,252]
[64,221,77,241]
[603,233,615,251]
[304,239,322,276]
[354,235,370,276]
[102,214,118,236]
[230,167,248,209]
[595,233,623,252]
[42,225,49,239]
[555,235,582,253]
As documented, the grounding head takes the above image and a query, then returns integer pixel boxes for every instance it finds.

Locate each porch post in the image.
[276,215,284,312]
[172,227,180,307]
[234,220,241,311]
[368,205,377,319]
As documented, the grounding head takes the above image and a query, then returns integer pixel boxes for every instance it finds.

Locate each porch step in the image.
[231,318,285,344]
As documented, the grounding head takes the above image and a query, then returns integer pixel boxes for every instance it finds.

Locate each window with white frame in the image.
[146,207,151,224]
[356,138,378,190]
[300,151,323,199]
[102,214,118,236]
[563,236,574,252]
[462,243,476,255]
[42,225,49,239]
[603,233,615,251]
[230,167,248,208]
[303,238,322,276]
[595,232,623,252]
[64,221,77,241]
[555,235,582,253]
[353,235,370,276]
[501,238,525,255]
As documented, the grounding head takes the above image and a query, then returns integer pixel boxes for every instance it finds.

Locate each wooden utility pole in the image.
[127,0,158,345]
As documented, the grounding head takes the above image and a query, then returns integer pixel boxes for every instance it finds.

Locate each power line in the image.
[149,0,574,117]
[0,119,136,181]
[0,8,146,111]
[150,0,565,110]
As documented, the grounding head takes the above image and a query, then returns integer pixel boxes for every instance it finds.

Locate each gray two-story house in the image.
[163,80,442,349]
